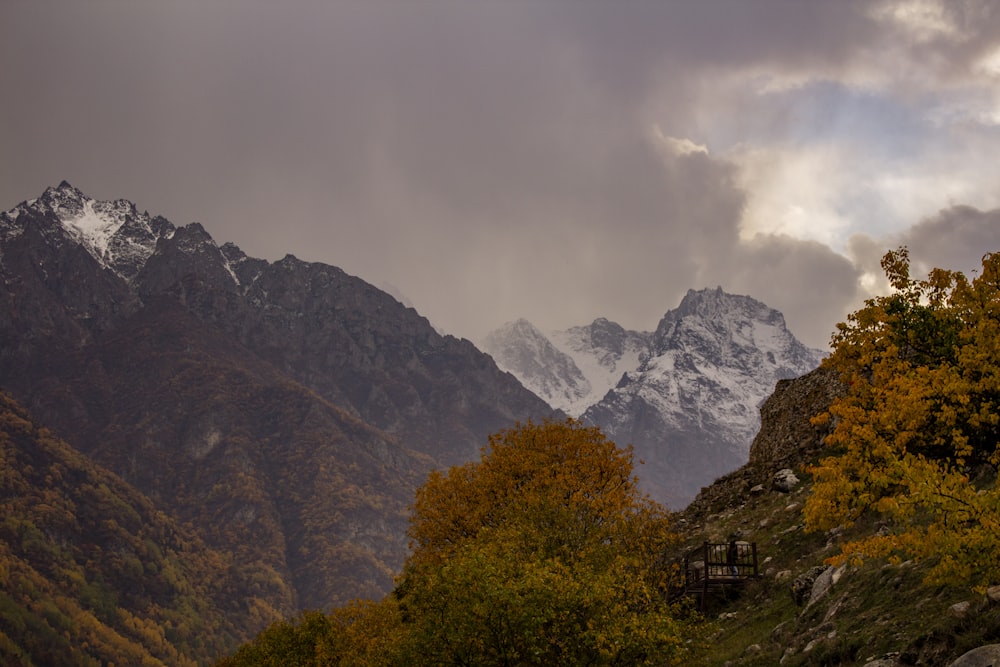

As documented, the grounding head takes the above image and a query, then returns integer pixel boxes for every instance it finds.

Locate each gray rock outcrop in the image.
[773,468,800,492]
[792,565,829,606]
[748,365,844,468]
[949,645,1000,667]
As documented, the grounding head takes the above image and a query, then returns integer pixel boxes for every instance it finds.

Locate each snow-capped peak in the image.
[481,290,823,508]
[1,182,176,282]
[582,288,825,507]
[61,197,128,260]
[481,318,651,416]
[481,319,593,415]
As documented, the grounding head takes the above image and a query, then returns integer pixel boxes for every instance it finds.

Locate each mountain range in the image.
[1,181,822,663]
[481,289,825,507]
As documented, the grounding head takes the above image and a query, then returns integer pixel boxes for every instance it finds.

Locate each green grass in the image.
[676,471,1000,666]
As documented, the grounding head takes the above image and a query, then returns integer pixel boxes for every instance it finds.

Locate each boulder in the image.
[949,645,1000,667]
[773,469,800,492]
[949,601,971,618]
[806,566,837,608]
[792,565,829,606]
[863,652,900,667]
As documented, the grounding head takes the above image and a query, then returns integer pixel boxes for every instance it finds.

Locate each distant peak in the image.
[684,286,726,299]
[483,319,546,348]
[676,286,754,311]
[49,180,85,198]
[34,181,89,216]
[498,318,542,335]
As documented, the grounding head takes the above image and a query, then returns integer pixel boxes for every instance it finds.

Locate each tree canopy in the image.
[396,418,699,666]
[804,248,1000,590]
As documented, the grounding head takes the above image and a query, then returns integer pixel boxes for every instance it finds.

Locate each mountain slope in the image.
[0,182,555,616]
[549,318,650,408]
[482,318,591,415]
[0,391,261,666]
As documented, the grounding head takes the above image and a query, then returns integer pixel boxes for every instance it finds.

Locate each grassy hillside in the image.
[675,453,1000,666]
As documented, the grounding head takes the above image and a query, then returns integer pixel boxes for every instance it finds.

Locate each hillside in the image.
[0,392,259,666]
[677,367,1000,666]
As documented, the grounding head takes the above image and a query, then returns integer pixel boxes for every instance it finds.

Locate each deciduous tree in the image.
[804,248,1000,590]
[396,418,700,665]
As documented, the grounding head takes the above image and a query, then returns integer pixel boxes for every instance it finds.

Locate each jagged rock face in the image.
[584,288,825,509]
[482,317,650,416]
[683,365,843,522]
[2,180,176,282]
[747,366,845,469]
[0,182,556,609]
[550,318,651,408]
[482,318,591,415]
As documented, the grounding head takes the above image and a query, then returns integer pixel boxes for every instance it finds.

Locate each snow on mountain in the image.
[583,287,825,508]
[549,318,651,410]
[482,289,824,508]
[482,319,592,415]
[481,317,652,416]
[1,181,175,281]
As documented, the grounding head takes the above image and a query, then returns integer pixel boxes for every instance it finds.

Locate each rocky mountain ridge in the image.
[0,182,556,618]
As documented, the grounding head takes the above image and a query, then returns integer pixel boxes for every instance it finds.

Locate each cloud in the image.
[650,126,709,157]
[710,235,864,349]
[2,1,1000,354]
[845,204,1000,308]
[899,205,1000,277]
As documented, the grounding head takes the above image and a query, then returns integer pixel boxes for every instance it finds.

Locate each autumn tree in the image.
[216,600,405,667]
[394,418,702,666]
[804,248,1000,590]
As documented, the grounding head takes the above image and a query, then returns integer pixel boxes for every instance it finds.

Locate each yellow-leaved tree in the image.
[804,248,1000,590]
[395,418,704,666]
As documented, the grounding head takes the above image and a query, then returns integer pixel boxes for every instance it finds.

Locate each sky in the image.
[3,0,1000,350]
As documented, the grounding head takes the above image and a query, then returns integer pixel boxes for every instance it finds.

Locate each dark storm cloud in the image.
[901,206,1000,278]
[2,1,998,351]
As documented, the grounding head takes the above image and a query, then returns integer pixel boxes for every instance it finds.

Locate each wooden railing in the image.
[681,541,759,610]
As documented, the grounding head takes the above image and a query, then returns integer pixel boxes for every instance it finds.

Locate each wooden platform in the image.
[680,541,760,610]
